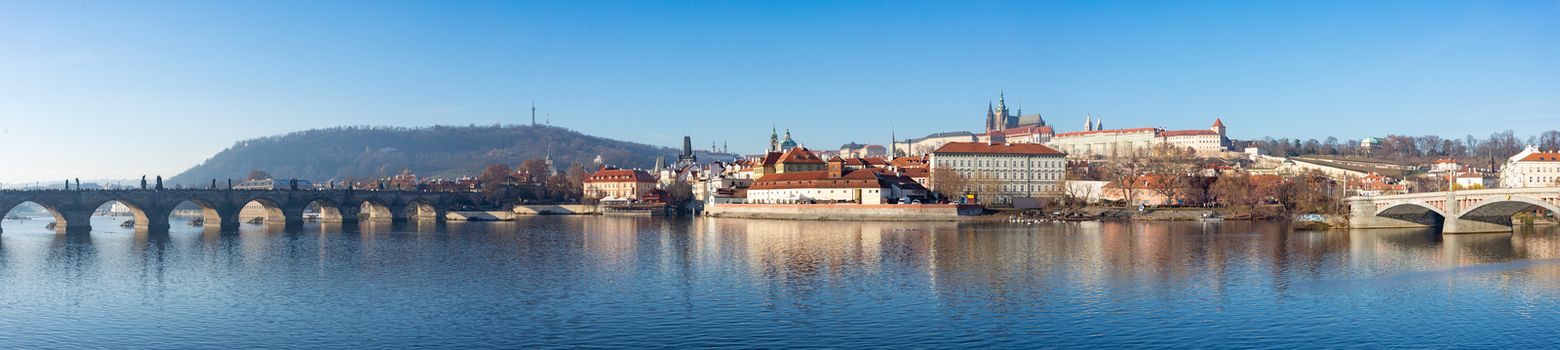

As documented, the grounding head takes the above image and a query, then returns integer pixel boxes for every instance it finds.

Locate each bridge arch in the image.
[302,198,345,223]
[170,198,224,229]
[2,201,68,233]
[1458,195,1560,226]
[1374,202,1447,227]
[400,199,439,222]
[357,199,395,221]
[238,197,288,226]
[88,199,154,231]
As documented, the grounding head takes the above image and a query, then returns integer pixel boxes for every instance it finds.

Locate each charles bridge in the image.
[1348,187,1560,234]
[0,189,486,234]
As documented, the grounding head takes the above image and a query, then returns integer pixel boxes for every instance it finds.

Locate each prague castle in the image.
[984,92,1048,132]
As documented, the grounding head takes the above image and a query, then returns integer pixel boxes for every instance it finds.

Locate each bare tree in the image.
[1060,180,1097,208]
[929,165,971,202]
[477,163,519,206]
[1540,130,1560,151]
[1102,162,1143,206]
[516,159,551,184]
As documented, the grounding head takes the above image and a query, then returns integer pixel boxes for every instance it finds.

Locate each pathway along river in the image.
[0,216,1558,348]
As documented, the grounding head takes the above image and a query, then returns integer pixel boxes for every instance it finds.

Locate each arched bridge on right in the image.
[1348,187,1560,234]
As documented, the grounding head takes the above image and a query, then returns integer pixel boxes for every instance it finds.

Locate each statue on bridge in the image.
[141,176,148,190]
[155,176,163,191]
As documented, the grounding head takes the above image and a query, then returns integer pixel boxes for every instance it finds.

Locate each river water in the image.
[0,216,1558,348]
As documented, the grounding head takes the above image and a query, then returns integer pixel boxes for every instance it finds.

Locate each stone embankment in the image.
[704,204,966,221]
[447,205,600,221]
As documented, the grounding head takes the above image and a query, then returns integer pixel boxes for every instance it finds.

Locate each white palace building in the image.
[1045,117,1230,158]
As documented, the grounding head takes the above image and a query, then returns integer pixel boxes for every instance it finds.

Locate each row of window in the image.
[935,159,1065,169]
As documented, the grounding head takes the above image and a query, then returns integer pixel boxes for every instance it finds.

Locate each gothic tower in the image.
[995,92,1009,130]
[985,101,996,132]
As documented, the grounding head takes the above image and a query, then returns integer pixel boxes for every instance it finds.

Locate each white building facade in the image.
[928,142,1068,205]
[1500,146,1560,188]
[1047,128,1160,158]
[1047,119,1228,158]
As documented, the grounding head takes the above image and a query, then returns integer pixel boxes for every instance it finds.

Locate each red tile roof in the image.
[891,156,928,168]
[759,152,782,166]
[1212,118,1225,128]
[585,169,657,183]
[1159,129,1219,137]
[835,157,890,167]
[1520,152,1560,162]
[778,147,825,164]
[1054,127,1159,138]
[749,170,884,190]
[931,142,1066,155]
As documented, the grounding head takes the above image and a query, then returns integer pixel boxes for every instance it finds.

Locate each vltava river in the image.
[1,216,1558,348]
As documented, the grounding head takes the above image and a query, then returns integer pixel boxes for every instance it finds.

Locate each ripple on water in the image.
[0,218,1558,348]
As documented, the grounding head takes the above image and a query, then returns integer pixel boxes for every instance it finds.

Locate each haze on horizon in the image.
[1,1,1557,184]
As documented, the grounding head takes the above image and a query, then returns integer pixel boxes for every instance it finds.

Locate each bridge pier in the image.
[139,215,172,233]
[1347,197,1437,229]
[282,206,307,229]
[336,205,362,225]
[58,209,94,234]
[1444,216,1515,234]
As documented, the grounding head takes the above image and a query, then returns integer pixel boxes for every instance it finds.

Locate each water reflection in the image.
[1,218,1559,348]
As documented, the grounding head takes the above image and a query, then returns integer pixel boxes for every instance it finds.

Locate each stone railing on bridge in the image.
[1347,187,1560,234]
[0,189,485,234]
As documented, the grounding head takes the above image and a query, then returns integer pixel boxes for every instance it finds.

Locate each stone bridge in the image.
[1347,187,1560,234]
[0,189,487,234]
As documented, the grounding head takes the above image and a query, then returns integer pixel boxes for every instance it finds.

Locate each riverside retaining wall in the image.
[704,204,963,221]
[447,211,518,221]
[513,205,598,215]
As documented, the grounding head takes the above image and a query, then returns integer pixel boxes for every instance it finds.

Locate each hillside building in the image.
[1047,119,1229,158]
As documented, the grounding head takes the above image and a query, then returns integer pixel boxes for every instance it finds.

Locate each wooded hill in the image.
[169,124,736,186]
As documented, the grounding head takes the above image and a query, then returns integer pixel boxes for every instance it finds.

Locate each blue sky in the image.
[1,0,1557,183]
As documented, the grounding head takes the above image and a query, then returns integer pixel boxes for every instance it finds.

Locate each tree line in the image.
[1238,130,1558,165]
